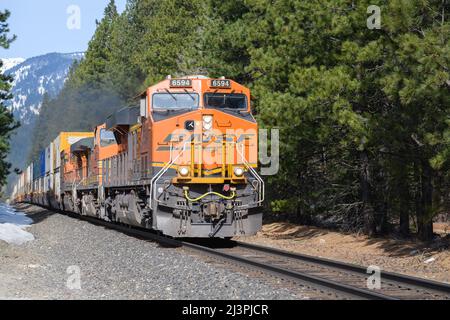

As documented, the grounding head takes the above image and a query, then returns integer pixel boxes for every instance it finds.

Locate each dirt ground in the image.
[237,222,450,284]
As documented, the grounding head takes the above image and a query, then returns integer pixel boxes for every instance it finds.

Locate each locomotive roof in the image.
[106,106,140,130]
[70,137,94,153]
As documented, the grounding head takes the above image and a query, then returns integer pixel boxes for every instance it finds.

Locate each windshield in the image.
[100,129,117,147]
[152,93,199,110]
[204,93,247,110]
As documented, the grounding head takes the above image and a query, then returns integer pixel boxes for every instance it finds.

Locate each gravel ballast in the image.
[0,204,303,300]
[238,222,450,284]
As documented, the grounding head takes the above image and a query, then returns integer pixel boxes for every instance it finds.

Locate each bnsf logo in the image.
[162,133,255,143]
[157,132,256,151]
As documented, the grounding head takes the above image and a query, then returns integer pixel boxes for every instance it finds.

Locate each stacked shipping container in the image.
[11,132,93,207]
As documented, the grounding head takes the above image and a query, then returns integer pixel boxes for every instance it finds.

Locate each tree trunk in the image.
[378,200,389,235]
[360,150,375,235]
[398,166,410,236]
[417,160,434,241]
[399,205,410,236]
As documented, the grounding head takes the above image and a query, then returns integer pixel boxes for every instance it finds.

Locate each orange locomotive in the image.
[13,76,264,238]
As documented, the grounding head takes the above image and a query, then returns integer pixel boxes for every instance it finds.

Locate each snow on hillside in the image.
[1,57,25,73]
[4,52,84,123]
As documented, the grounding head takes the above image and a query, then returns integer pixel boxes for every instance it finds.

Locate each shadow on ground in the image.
[260,222,330,240]
[259,221,450,258]
[359,236,450,257]
[13,203,55,224]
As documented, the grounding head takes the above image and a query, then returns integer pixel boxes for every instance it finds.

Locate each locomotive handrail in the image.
[149,141,189,210]
[149,140,264,210]
[236,142,265,207]
[66,165,99,190]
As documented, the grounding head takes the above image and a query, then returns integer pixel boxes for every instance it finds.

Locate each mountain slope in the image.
[4,52,84,124]
[3,52,84,195]
[1,58,25,73]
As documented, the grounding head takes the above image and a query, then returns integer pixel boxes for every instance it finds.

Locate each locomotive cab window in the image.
[204,93,248,110]
[152,93,199,111]
[100,129,117,147]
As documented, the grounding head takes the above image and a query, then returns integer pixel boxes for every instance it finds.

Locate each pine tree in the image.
[132,0,208,85]
[0,10,19,186]
[202,0,251,82]
[107,1,147,100]
[72,0,119,87]
[240,0,449,239]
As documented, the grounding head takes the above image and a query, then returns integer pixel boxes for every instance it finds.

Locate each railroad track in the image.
[31,205,450,300]
[206,240,450,300]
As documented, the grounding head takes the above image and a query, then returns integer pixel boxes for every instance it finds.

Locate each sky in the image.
[0,0,127,59]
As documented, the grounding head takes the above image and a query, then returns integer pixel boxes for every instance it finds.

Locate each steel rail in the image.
[178,239,397,300]
[234,240,450,296]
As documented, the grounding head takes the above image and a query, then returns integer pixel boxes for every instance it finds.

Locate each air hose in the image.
[184,189,236,202]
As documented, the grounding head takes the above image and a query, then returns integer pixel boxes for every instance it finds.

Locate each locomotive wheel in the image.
[128,191,143,226]
[67,194,74,212]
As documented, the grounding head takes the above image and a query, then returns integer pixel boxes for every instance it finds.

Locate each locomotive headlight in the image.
[178,167,190,177]
[234,167,244,177]
[203,115,213,131]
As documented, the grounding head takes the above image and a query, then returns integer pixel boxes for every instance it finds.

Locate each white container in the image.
[44,142,54,192]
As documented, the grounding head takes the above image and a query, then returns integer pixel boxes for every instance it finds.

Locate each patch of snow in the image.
[1,58,25,73]
[29,103,41,115]
[65,52,85,59]
[38,76,45,93]
[9,64,31,87]
[424,257,436,264]
[0,203,34,245]
[11,94,28,111]
[0,223,34,245]
[0,204,32,225]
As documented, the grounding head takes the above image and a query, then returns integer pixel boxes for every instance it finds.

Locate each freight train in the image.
[11,76,264,238]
